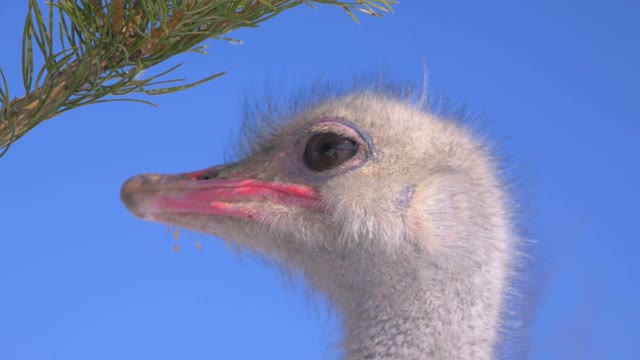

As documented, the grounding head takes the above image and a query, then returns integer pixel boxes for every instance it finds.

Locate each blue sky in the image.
[1,1,638,359]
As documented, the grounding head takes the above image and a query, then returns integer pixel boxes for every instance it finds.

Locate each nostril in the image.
[196,170,219,180]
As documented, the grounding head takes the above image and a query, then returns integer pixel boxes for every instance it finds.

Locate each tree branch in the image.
[0,0,396,156]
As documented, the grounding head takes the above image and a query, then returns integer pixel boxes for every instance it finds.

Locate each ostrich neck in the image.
[305,250,503,360]
[342,266,501,360]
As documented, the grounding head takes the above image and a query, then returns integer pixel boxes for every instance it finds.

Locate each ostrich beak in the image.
[120,165,322,222]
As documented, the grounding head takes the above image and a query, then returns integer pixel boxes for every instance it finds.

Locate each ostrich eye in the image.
[303,132,359,172]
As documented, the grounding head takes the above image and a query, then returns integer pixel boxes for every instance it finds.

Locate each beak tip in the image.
[120,175,153,218]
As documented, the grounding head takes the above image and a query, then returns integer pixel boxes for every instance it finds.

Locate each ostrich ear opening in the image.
[405,172,475,256]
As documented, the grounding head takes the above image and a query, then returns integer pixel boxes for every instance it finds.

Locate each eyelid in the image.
[306,125,351,139]
[304,120,368,152]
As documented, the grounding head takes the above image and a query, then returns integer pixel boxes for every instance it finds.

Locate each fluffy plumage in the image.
[121,89,518,360]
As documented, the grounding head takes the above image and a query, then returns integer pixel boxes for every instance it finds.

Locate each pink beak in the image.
[121,166,322,222]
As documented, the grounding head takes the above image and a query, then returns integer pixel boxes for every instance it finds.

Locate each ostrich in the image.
[121,90,516,360]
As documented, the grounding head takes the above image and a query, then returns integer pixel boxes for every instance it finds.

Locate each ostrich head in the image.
[121,91,515,360]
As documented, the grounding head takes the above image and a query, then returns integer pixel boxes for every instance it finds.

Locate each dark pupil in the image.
[304,132,359,172]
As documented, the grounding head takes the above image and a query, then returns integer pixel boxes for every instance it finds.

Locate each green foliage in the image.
[0,0,395,157]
